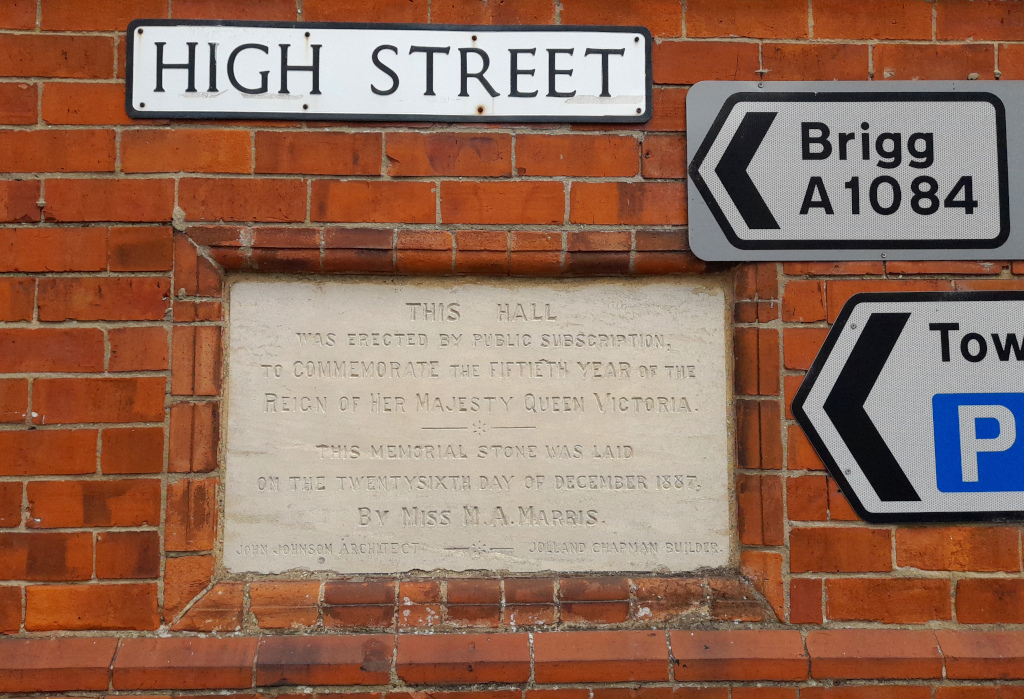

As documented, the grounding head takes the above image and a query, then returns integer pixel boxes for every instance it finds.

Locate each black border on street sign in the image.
[125,19,654,123]
[792,290,1024,523]
[689,92,1010,250]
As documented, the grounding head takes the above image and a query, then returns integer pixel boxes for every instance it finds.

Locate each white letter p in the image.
[958,404,1017,482]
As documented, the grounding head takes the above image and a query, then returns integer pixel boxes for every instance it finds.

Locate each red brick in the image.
[672,630,806,681]
[0,129,114,173]
[44,178,173,222]
[815,0,933,39]
[937,630,1024,679]
[874,44,995,80]
[113,637,259,689]
[708,576,766,622]
[0,278,33,322]
[737,473,784,545]
[784,261,884,276]
[790,578,823,624]
[101,427,164,474]
[163,555,214,619]
[504,579,554,604]
[397,634,531,685]
[28,479,160,528]
[762,44,869,80]
[249,581,320,629]
[897,526,1019,572]
[558,577,628,601]
[886,260,1004,276]
[169,402,218,473]
[109,326,169,372]
[172,0,296,19]
[782,279,826,322]
[0,637,119,691]
[0,328,104,373]
[442,182,563,225]
[570,182,686,225]
[38,277,169,321]
[0,586,20,633]
[179,177,305,222]
[33,377,166,424]
[258,635,392,685]
[999,43,1024,79]
[788,475,829,521]
[645,87,687,131]
[784,374,801,419]
[0,381,27,424]
[739,551,785,620]
[687,0,809,38]
[534,631,668,683]
[313,181,436,223]
[171,582,243,631]
[0,484,20,528]
[43,0,166,28]
[653,41,760,83]
[0,35,114,78]
[166,478,218,551]
[0,0,34,28]
[432,0,555,23]
[938,0,1024,39]
[826,280,952,322]
[304,0,427,21]
[784,327,829,370]
[0,227,106,272]
[642,134,687,178]
[96,531,160,579]
[789,426,825,470]
[510,251,561,276]
[42,82,133,125]
[0,532,92,581]
[0,430,96,475]
[517,135,638,177]
[790,527,892,573]
[735,327,780,396]
[122,130,250,174]
[0,180,41,222]
[257,131,381,175]
[560,0,681,36]
[387,133,510,177]
[0,83,37,124]
[807,630,942,679]
[956,579,1024,624]
[826,578,951,623]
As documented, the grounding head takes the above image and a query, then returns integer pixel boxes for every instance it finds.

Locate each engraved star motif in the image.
[472,420,488,434]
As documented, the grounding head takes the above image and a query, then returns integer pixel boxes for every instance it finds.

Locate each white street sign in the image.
[127,21,651,122]
[794,292,1024,522]
[687,82,1016,261]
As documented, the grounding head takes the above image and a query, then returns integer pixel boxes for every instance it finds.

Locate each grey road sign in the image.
[687,81,1019,261]
[794,291,1024,522]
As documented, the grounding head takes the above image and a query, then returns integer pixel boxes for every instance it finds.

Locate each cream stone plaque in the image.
[224,278,730,574]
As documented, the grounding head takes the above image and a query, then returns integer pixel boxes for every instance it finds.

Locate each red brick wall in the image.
[4,0,1024,693]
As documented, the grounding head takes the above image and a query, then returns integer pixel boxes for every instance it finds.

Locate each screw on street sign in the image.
[686,82,1017,261]
[793,292,1024,522]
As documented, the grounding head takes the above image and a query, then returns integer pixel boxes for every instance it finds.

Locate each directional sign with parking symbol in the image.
[686,82,1024,261]
[794,292,1024,522]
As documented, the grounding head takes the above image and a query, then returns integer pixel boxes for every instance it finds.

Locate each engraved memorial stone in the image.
[224,278,730,574]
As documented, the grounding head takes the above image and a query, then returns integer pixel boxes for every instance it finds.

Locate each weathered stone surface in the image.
[224,278,729,574]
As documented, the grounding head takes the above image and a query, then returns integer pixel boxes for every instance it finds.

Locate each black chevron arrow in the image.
[714,111,780,230]
[823,312,920,501]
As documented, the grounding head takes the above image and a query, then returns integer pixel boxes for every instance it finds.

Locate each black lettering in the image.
[801,122,831,160]
[207,42,217,92]
[508,48,538,98]
[155,41,197,93]
[409,45,450,96]
[961,332,987,362]
[993,333,1024,361]
[279,43,321,94]
[584,47,624,97]
[875,132,902,168]
[930,323,959,362]
[908,132,934,168]
[800,177,834,214]
[371,44,399,96]
[227,44,269,94]
[547,48,575,97]
[459,48,499,97]
[838,132,855,159]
